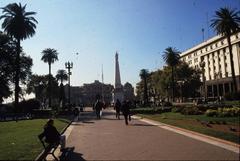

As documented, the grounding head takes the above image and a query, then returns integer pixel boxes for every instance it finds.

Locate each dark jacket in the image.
[115,100,121,112]
[121,102,130,116]
[95,101,103,111]
[44,125,60,144]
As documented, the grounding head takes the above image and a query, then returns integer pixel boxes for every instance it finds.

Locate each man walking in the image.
[114,99,121,119]
[121,100,131,125]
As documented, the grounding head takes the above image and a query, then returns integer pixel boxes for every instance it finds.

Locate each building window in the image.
[223,48,226,53]
[205,47,207,52]
[210,45,212,49]
[200,49,202,53]
[221,40,224,45]
[215,43,218,48]
[194,58,198,63]
[226,72,228,77]
[236,34,239,39]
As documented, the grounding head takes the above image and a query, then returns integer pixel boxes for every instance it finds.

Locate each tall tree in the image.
[41,48,59,108]
[0,32,32,103]
[139,69,149,105]
[211,7,240,92]
[0,3,37,107]
[56,69,68,107]
[162,47,180,102]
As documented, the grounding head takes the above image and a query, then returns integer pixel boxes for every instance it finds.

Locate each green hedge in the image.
[205,107,240,117]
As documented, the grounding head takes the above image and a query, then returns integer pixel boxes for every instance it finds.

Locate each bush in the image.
[171,106,184,113]
[224,92,240,101]
[163,102,173,107]
[18,99,40,113]
[205,109,218,117]
[218,107,240,117]
[0,103,14,113]
[32,109,54,118]
[205,107,240,117]
[181,106,201,115]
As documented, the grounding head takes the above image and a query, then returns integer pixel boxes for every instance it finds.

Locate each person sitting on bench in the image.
[43,119,66,151]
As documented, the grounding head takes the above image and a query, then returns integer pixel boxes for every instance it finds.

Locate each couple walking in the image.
[115,99,131,125]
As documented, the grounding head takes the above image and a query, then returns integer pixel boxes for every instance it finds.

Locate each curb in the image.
[132,115,240,154]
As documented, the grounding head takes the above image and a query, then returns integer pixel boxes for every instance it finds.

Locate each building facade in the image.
[180,32,240,98]
[64,80,114,106]
[82,80,114,106]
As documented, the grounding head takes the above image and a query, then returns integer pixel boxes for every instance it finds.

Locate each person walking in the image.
[73,107,80,121]
[114,99,121,119]
[121,100,131,125]
[94,99,103,119]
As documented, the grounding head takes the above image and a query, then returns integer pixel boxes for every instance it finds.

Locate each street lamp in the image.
[65,61,73,107]
[200,61,206,102]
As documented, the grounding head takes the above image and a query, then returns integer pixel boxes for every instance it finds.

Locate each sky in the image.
[0,0,239,88]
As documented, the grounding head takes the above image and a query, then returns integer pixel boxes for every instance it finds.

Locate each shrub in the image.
[181,106,201,115]
[205,109,218,117]
[171,106,184,113]
[224,92,240,101]
[18,99,41,113]
[32,109,54,118]
[206,107,240,117]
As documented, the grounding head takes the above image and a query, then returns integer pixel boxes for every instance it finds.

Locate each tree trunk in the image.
[171,66,175,102]
[144,78,148,106]
[48,63,51,108]
[227,35,237,92]
[14,39,21,110]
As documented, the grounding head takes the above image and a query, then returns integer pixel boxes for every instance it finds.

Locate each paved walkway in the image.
[64,108,239,160]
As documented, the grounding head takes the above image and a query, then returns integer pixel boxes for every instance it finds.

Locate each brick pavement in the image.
[64,107,239,160]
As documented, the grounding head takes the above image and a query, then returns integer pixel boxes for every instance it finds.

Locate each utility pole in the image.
[65,61,73,107]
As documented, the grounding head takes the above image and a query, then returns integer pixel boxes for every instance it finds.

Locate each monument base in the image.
[113,88,124,103]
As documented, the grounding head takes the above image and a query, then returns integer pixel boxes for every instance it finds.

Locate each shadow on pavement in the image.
[131,123,155,127]
[61,151,86,161]
[82,121,95,124]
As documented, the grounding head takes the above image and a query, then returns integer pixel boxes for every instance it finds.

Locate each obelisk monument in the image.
[113,52,124,103]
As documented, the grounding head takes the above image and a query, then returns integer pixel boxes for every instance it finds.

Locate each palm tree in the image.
[139,69,149,106]
[211,7,240,92]
[0,3,37,107]
[41,48,59,108]
[163,47,180,102]
[56,69,68,107]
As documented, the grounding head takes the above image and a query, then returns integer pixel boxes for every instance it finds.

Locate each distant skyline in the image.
[0,0,239,89]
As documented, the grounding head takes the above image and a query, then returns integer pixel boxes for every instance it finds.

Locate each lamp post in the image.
[200,61,206,102]
[65,61,73,107]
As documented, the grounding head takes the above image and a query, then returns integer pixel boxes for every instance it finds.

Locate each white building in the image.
[180,32,240,98]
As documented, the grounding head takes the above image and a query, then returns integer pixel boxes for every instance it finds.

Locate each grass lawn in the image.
[0,118,71,160]
[133,108,240,144]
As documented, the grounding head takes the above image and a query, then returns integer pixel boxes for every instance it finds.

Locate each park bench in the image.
[36,132,59,161]
[35,120,73,161]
